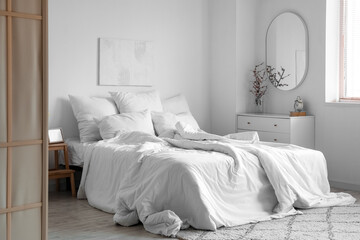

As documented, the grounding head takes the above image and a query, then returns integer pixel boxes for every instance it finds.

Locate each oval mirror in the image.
[266,12,308,91]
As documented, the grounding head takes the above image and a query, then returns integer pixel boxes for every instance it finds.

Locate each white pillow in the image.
[151,111,200,138]
[161,94,200,129]
[68,95,119,142]
[151,112,178,137]
[162,94,190,114]
[110,90,163,113]
[96,110,155,139]
[176,112,200,130]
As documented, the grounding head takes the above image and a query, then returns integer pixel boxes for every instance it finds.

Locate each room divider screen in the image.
[0,0,48,239]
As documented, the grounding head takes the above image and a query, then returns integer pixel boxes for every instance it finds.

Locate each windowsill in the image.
[340,98,360,102]
[325,101,360,107]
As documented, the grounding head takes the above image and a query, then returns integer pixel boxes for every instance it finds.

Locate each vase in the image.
[255,96,264,113]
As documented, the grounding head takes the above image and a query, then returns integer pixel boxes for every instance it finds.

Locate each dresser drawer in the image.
[257,131,290,144]
[237,116,290,133]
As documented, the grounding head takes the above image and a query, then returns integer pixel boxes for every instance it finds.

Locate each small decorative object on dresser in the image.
[290,111,306,116]
[290,96,306,116]
[237,113,314,149]
[294,96,304,112]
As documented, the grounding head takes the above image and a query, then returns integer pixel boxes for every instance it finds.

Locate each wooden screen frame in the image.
[0,0,48,239]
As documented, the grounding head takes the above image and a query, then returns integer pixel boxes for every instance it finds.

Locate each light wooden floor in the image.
[49,188,360,240]
[49,191,169,240]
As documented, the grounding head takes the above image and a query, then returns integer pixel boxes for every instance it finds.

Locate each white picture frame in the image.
[48,128,64,144]
[99,38,154,86]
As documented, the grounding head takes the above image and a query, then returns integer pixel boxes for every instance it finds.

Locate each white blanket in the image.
[78,124,355,237]
[170,123,355,213]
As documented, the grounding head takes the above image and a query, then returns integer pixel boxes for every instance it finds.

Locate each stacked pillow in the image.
[68,95,119,142]
[152,94,200,137]
[69,90,200,141]
[96,110,155,139]
[110,90,163,113]
[162,94,190,114]
[151,112,178,138]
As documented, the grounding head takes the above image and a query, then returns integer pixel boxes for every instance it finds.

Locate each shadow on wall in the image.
[51,98,78,139]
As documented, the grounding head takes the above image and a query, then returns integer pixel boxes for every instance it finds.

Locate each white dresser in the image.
[237,113,315,149]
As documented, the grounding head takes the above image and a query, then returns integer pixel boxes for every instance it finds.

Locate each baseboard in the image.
[330,180,360,192]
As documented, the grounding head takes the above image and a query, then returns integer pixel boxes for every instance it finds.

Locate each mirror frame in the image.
[265,11,309,91]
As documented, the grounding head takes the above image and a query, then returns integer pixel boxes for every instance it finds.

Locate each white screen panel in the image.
[0,16,6,142]
[0,0,5,10]
[0,148,6,209]
[12,145,42,207]
[12,18,42,141]
[12,208,41,240]
[12,0,41,15]
[0,213,5,240]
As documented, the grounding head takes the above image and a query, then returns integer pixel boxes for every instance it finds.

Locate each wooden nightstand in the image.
[49,142,76,197]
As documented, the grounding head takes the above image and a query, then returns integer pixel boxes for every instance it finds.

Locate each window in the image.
[340,0,360,100]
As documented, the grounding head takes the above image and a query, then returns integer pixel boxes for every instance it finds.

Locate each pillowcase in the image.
[96,110,155,140]
[68,95,119,142]
[151,111,200,138]
[162,94,190,114]
[176,112,200,130]
[110,90,163,113]
[151,112,178,137]
[161,94,200,130]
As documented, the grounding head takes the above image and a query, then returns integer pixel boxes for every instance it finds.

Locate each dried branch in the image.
[266,65,290,88]
[250,63,268,105]
[250,63,291,105]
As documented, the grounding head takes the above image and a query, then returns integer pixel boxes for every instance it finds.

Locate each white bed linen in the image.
[78,129,355,237]
[63,138,95,166]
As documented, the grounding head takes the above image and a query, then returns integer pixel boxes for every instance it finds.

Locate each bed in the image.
[62,137,94,166]
[68,90,355,237]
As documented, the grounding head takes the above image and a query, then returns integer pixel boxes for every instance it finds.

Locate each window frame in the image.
[339,0,360,101]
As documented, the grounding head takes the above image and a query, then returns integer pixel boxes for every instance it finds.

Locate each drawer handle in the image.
[247,122,251,125]
[274,124,278,127]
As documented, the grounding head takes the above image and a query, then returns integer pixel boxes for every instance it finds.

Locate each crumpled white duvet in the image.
[78,123,355,237]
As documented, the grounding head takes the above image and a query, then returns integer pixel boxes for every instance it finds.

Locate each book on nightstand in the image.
[290,111,306,117]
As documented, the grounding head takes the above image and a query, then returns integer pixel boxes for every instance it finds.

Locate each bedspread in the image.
[78,125,355,237]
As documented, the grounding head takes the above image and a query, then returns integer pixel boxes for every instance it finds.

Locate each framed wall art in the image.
[99,38,154,86]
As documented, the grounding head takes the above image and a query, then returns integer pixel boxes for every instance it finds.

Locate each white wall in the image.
[49,0,210,137]
[209,0,260,135]
[49,0,360,190]
[250,0,360,190]
[235,0,262,115]
[208,0,236,135]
